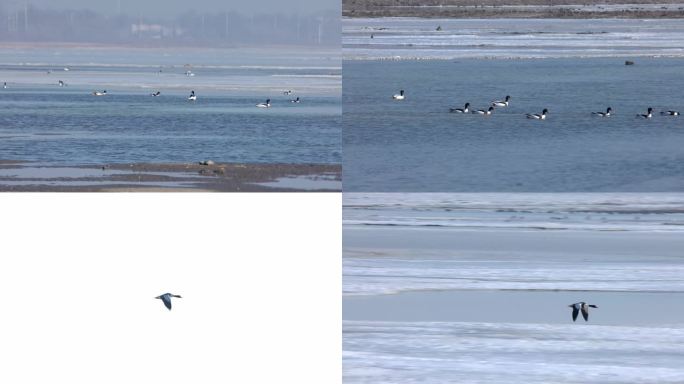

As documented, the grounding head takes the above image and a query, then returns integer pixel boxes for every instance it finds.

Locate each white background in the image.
[0,194,341,383]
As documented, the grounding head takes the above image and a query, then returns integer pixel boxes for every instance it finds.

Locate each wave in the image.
[343,261,684,296]
[344,320,684,383]
[343,193,684,232]
[343,18,684,60]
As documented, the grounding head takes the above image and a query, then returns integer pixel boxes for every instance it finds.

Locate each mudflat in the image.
[0,161,341,192]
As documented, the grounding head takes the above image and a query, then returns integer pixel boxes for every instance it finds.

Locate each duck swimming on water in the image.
[526,108,548,120]
[592,107,612,117]
[473,106,494,115]
[661,110,680,116]
[637,107,653,118]
[492,95,511,107]
[449,102,470,113]
[156,293,182,310]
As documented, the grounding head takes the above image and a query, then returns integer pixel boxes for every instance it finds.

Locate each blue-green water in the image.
[0,87,340,164]
[0,47,341,165]
[343,58,684,191]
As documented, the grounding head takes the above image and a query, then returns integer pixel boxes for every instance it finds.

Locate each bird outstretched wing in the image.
[161,295,172,310]
[581,306,589,321]
[572,306,579,322]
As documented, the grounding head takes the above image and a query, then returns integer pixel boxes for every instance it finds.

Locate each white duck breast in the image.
[393,90,405,100]
[188,91,197,101]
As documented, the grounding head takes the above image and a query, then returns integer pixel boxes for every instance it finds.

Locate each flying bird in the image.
[568,302,597,322]
[156,293,182,310]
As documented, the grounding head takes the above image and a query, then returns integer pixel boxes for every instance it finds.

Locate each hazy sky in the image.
[1,196,339,384]
[4,0,339,17]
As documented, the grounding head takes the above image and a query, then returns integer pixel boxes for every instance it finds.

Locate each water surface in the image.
[0,46,341,165]
[344,58,684,191]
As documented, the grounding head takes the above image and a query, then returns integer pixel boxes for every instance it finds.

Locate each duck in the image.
[661,110,680,116]
[58,80,66,87]
[2,82,6,89]
[637,107,653,118]
[526,108,548,119]
[188,90,197,101]
[473,106,494,115]
[449,102,470,113]
[92,90,107,96]
[283,90,293,95]
[492,95,511,107]
[256,98,271,108]
[392,90,405,100]
[592,107,612,117]
[568,302,598,322]
[156,293,182,311]
[291,97,300,103]
[151,91,161,97]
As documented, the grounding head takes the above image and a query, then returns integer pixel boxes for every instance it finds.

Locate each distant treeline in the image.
[0,6,340,46]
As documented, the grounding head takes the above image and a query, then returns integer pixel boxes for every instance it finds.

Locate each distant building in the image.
[131,23,179,39]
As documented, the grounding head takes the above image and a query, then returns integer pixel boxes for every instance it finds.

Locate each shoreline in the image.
[343,2,684,18]
[342,17,684,60]
[0,161,341,192]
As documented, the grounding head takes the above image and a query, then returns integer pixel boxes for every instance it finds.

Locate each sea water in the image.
[343,19,684,191]
[343,58,684,191]
[343,193,684,383]
[0,46,340,165]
